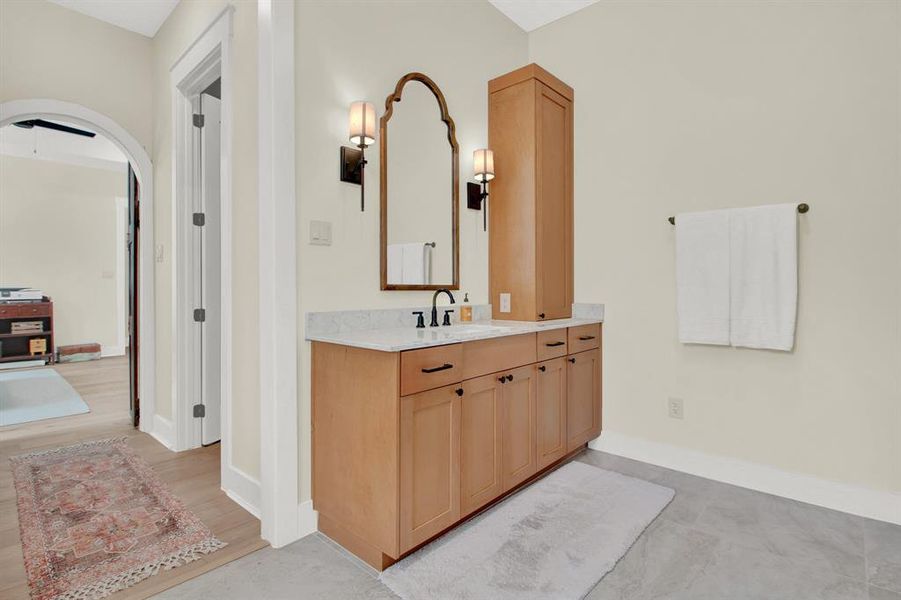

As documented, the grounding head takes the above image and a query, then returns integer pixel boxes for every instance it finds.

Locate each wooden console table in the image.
[0,299,55,365]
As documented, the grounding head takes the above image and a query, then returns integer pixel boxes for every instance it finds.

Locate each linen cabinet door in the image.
[536,357,567,470]
[460,374,503,517]
[535,81,573,321]
[501,364,538,492]
[400,384,461,553]
[566,349,601,451]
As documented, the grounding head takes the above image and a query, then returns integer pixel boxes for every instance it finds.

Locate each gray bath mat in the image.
[0,368,89,426]
[380,460,674,600]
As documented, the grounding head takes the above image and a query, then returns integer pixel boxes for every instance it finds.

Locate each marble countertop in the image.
[305,317,603,352]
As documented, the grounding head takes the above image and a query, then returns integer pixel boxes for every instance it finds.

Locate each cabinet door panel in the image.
[460,374,503,516]
[502,364,538,491]
[535,82,573,320]
[536,357,567,470]
[400,384,461,552]
[566,349,601,451]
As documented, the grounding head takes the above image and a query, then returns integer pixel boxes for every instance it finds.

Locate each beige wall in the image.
[0,155,125,351]
[295,0,529,500]
[529,0,901,492]
[0,0,153,151]
[152,1,260,476]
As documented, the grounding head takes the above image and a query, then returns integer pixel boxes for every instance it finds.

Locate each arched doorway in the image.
[0,99,156,434]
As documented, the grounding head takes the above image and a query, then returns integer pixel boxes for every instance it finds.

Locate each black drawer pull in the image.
[422,363,453,374]
[578,335,596,341]
[538,366,546,372]
[545,341,565,347]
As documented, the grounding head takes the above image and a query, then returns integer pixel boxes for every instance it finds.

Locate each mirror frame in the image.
[379,72,460,291]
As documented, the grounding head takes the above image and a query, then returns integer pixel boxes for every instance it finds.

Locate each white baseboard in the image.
[101,345,126,358]
[150,414,175,450]
[298,499,318,538]
[591,431,901,526]
[222,464,261,519]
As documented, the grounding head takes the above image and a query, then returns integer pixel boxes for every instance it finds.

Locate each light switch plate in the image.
[309,220,332,246]
[499,293,511,313]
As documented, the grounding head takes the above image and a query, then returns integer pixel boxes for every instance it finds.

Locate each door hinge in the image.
[193,212,205,226]
[193,404,205,418]
[193,308,206,322]
[193,113,205,128]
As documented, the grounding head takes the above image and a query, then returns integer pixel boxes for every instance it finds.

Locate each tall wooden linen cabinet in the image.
[489,64,574,321]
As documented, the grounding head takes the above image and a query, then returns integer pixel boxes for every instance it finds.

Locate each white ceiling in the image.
[489,0,600,32]
[47,0,180,38]
[1,120,128,173]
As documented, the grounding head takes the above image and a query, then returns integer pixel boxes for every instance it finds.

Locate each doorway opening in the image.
[0,114,144,434]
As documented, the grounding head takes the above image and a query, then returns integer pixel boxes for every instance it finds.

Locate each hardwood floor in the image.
[0,357,267,599]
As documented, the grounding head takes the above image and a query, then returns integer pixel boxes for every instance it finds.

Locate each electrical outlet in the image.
[668,397,684,420]
[499,293,511,313]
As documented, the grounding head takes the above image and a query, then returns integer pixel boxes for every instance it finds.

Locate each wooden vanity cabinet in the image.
[312,324,601,571]
[536,357,568,469]
[566,348,602,452]
[400,383,462,551]
[500,364,538,492]
[489,64,574,322]
[460,373,503,517]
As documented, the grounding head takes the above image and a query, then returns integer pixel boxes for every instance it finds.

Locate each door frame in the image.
[169,7,234,464]
[0,99,155,435]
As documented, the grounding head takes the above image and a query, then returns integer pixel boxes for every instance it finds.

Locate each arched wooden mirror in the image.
[380,72,459,290]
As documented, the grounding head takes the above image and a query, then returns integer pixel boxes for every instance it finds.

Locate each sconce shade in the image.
[473,148,495,182]
[349,101,376,147]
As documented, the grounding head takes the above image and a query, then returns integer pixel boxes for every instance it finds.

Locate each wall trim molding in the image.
[101,345,126,358]
[169,7,234,454]
[298,500,318,539]
[591,431,901,526]
[223,465,261,519]
[150,414,175,450]
[258,0,300,548]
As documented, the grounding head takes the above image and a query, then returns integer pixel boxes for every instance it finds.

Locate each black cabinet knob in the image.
[568,358,576,363]
[506,374,513,382]
[538,365,546,372]
[455,388,464,396]
[498,376,506,383]
[538,313,546,319]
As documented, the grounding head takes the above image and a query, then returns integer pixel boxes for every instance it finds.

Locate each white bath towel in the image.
[729,203,798,351]
[675,209,731,346]
[387,244,404,284]
[400,243,431,285]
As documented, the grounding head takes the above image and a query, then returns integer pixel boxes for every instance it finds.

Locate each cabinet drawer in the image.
[462,333,536,380]
[13,304,51,317]
[401,344,463,396]
[0,305,16,318]
[536,329,567,361]
[567,324,600,354]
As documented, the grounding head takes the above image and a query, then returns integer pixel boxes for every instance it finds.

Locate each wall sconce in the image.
[467,148,494,231]
[340,101,376,211]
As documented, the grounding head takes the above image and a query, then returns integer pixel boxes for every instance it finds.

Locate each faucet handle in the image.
[442,309,454,327]
[412,311,425,328]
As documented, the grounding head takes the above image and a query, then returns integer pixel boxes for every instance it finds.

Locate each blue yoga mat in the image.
[0,369,90,426]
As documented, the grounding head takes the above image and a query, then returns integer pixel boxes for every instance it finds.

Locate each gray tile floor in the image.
[156,450,901,600]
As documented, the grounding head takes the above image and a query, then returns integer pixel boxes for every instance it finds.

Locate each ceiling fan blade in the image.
[12,119,96,138]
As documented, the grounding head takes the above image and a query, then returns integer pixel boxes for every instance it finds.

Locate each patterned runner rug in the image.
[10,437,225,600]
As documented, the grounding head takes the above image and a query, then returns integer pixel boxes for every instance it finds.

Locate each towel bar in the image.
[668,203,809,225]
